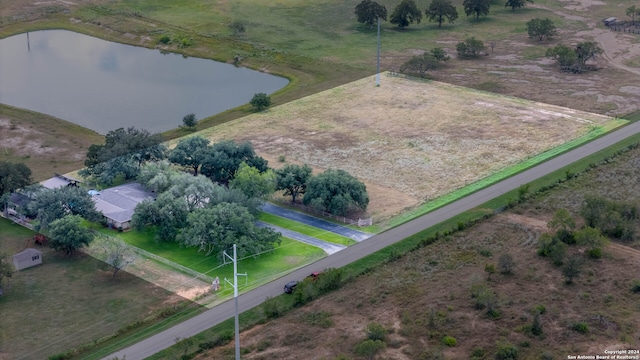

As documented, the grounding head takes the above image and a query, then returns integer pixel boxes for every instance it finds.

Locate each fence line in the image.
[97,233,215,284]
[270,198,373,227]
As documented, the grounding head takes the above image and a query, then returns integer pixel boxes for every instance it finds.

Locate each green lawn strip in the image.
[258,212,357,246]
[386,119,629,228]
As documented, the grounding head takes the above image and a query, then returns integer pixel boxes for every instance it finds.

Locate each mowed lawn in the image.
[0,219,192,359]
[101,226,326,287]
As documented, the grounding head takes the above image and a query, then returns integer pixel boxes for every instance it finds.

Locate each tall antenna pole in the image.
[224,244,247,360]
[376,17,381,86]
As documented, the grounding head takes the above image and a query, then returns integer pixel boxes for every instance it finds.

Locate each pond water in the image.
[0,30,288,135]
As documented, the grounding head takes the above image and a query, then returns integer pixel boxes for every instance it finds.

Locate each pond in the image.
[0,30,289,135]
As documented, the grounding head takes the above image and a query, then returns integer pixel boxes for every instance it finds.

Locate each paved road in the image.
[261,203,373,242]
[257,221,347,255]
[104,121,640,360]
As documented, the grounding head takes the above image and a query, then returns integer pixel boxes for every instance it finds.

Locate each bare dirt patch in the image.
[193,75,616,222]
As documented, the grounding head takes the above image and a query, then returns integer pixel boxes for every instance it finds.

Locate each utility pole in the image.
[376,17,381,87]
[224,244,247,360]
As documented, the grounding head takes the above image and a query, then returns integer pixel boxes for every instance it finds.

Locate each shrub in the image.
[571,321,589,334]
[498,254,515,275]
[588,247,602,259]
[365,322,387,341]
[262,296,287,319]
[354,339,386,359]
[431,47,450,62]
[470,347,486,359]
[182,113,197,128]
[250,93,271,111]
[456,37,486,58]
[630,279,640,293]
[158,35,170,44]
[495,341,518,360]
[534,304,546,314]
[278,155,286,162]
[229,21,246,35]
[531,313,543,336]
[301,311,334,328]
[442,335,457,347]
[479,248,493,257]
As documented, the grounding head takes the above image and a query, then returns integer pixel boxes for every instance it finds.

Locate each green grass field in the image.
[100,226,325,286]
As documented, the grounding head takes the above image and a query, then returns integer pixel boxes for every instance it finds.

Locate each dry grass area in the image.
[0,105,103,182]
[193,75,616,221]
[197,146,640,360]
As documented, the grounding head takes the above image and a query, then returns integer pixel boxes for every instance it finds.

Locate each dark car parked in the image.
[283,281,298,294]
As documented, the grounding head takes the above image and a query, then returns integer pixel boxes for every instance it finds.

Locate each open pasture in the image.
[192,73,622,223]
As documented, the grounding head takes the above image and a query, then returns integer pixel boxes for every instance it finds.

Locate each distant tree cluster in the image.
[545,41,603,73]
[81,127,166,185]
[536,196,637,284]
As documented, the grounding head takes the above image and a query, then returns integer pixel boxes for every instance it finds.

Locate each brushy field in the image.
[190,73,621,222]
[0,218,199,360]
[190,142,640,360]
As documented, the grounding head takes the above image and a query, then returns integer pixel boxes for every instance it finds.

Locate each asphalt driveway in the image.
[260,203,373,242]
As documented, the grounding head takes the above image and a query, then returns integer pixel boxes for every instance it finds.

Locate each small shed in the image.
[603,17,617,26]
[12,248,43,270]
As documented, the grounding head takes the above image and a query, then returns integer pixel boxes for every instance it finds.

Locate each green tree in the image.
[275,163,313,203]
[563,255,584,284]
[463,0,490,19]
[526,18,557,41]
[181,113,197,129]
[354,0,388,29]
[574,41,603,73]
[456,37,486,58]
[132,194,189,242]
[547,208,576,244]
[431,47,450,62]
[48,215,95,255]
[82,127,165,185]
[546,42,602,73]
[229,162,276,199]
[0,161,32,196]
[177,202,281,258]
[137,161,176,193]
[95,237,137,277]
[201,140,268,186]
[575,226,608,258]
[250,93,271,111]
[168,136,211,176]
[390,0,423,28]
[29,186,101,230]
[0,252,14,292]
[505,0,532,11]
[626,5,639,22]
[400,53,441,76]
[425,0,458,27]
[303,169,369,216]
[545,44,577,71]
[0,161,32,216]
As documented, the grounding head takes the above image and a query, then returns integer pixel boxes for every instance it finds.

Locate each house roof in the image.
[41,174,81,189]
[9,192,31,208]
[92,183,155,224]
